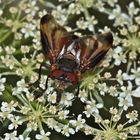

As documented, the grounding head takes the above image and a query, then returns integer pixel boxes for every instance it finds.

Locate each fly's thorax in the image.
[57,54,79,72]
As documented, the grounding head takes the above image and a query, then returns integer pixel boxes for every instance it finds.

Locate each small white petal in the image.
[36,134,42,139]
[96,103,103,108]
[133,87,140,97]
[8,124,14,130]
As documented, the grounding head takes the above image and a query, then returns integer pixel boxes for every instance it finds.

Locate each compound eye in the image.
[66,73,77,84]
[50,69,64,79]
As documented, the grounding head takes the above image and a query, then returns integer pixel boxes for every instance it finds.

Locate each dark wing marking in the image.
[77,32,113,72]
[40,14,77,63]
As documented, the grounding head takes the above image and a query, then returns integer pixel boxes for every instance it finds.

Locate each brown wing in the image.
[77,32,113,72]
[40,14,77,64]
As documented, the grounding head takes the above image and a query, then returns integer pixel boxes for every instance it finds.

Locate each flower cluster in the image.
[0,0,140,140]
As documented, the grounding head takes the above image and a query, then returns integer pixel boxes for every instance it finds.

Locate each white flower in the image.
[120,81,140,98]
[84,125,95,135]
[128,2,139,16]
[86,16,98,32]
[113,52,126,66]
[133,86,140,97]
[18,135,30,140]
[27,121,38,132]
[15,79,29,94]
[76,18,87,30]
[17,79,26,87]
[131,67,140,85]
[98,83,108,95]
[108,5,130,26]
[113,47,127,65]
[106,0,118,7]
[0,9,3,16]
[108,5,121,20]
[70,114,85,132]
[95,1,105,12]
[61,125,75,137]
[5,46,16,54]
[119,132,127,140]
[135,16,140,25]
[84,101,103,117]
[0,110,13,120]
[25,0,39,16]
[20,106,31,115]
[21,23,36,38]
[116,70,133,85]
[48,105,57,114]
[68,3,84,15]
[99,26,111,34]
[36,131,51,140]
[26,92,34,102]
[52,6,67,25]
[126,110,138,123]
[0,101,16,120]
[38,10,47,18]
[118,80,140,110]
[118,96,133,111]
[36,53,44,63]
[60,92,74,107]
[21,57,29,65]
[1,101,17,112]
[1,55,15,69]
[4,131,18,140]
[0,75,6,95]
[47,92,57,104]
[46,118,61,132]
[116,70,123,85]
[109,107,118,115]
[112,114,121,122]
[138,0,140,5]
[78,89,88,102]
[122,73,134,81]
[8,116,23,130]
[20,45,30,54]
[129,126,138,135]
[58,110,69,120]
[108,86,118,97]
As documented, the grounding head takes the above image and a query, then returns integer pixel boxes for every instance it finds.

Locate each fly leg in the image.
[45,75,49,89]
[76,83,80,96]
[38,62,50,80]
[28,62,50,99]
[56,91,62,103]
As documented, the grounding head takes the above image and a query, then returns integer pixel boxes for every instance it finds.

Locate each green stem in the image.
[22,129,31,138]
[0,31,12,43]
[123,121,140,131]
[3,88,17,102]
[38,121,44,133]
[128,136,140,139]
[0,72,17,76]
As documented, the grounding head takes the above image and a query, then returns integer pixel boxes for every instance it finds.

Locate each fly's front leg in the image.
[38,62,50,80]
[29,62,50,87]
[45,75,49,89]
[30,63,50,99]
[76,83,80,96]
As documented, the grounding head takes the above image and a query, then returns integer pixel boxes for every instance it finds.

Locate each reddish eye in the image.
[50,70,64,79]
[66,73,77,84]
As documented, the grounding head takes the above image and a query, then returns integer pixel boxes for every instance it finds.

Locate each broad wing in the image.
[40,14,77,63]
[77,32,113,72]
[40,14,113,71]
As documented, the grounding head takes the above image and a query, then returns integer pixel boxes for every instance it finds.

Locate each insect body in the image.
[40,14,113,94]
